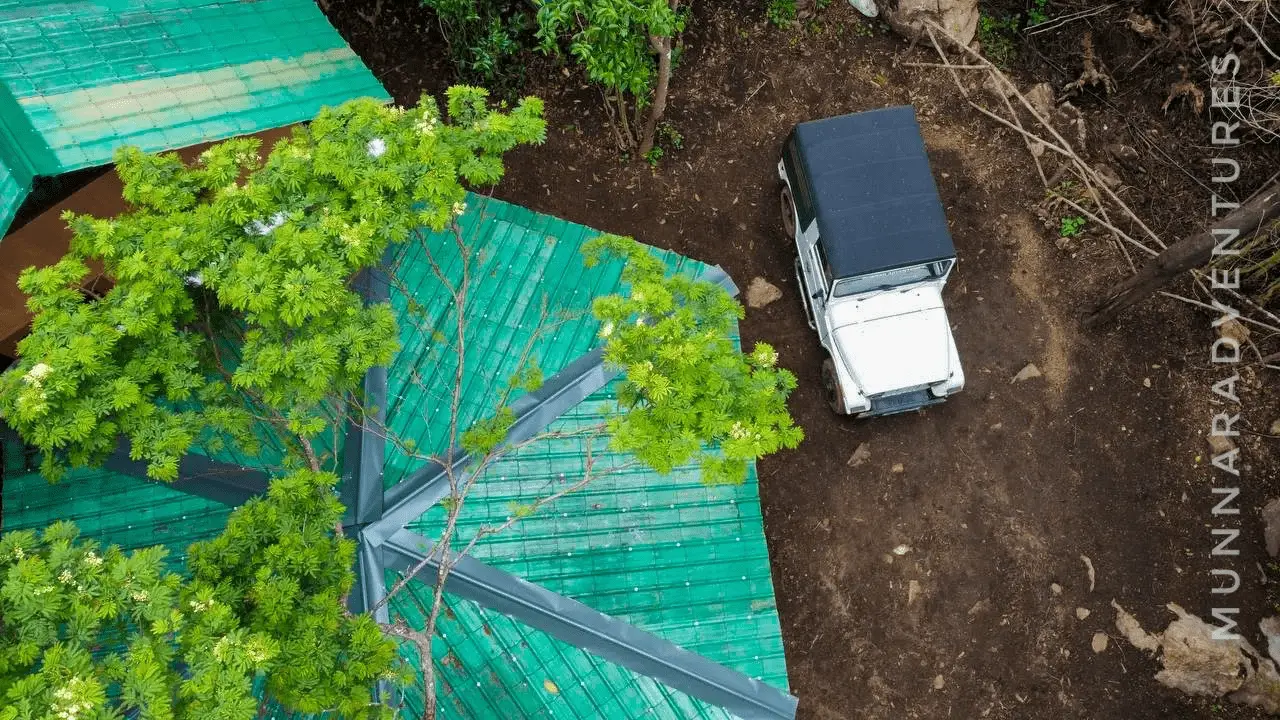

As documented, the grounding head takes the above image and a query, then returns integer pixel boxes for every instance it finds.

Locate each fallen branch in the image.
[1086,181,1280,327]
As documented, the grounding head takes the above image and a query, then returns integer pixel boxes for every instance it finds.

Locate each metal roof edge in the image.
[382,528,798,720]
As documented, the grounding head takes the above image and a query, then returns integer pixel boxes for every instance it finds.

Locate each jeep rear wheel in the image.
[780,186,796,240]
[821,358,846,415]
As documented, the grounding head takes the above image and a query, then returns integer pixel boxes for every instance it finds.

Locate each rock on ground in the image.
[1265,498,1280,557]
[1012,363,1042,383]
[745,277,783,309]
[1111,601,1280,713]
[874,0,978,47]
[847,442,872,466]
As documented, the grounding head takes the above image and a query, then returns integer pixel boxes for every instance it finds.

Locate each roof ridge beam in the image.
[381,528,797,720]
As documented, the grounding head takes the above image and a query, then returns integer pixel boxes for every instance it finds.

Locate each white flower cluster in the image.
[752,345,779,366]
[728,421,763,443]
[130,589,149,603]
[415,117,438,136]
[185,272,204,287]
[189,598,213,613]
[83,551,102,568]
[58,569,74,584]
[366,137,387,158]
[452,201,467,217]
[51,677,94,720]
[599,322,614,338]
[24,363,51,387]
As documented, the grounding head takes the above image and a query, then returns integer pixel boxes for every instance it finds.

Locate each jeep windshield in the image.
[831,260,951,298]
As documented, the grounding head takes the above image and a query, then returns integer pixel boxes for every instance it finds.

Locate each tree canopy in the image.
[0,89,546,483]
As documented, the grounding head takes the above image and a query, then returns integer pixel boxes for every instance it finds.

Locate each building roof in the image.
[381,196,722,488]
[398,382,788,714]
[0,0,389,236]
[791,105,955,278]
[1,195,793,719]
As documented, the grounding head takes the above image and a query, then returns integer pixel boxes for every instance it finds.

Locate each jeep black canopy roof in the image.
[789,106,955,278]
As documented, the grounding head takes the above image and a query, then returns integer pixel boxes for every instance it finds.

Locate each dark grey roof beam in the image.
[364,347,616,546]
[106,439,268,507]
[380,528,798,720]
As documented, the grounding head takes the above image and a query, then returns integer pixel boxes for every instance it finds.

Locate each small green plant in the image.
[978,14,1020,67]
[658,122,683,150]
[645,145,664,166]
[1059,216,1086,237]
[422,0,534,93]
[767,0,797,27]
[1027,0,1050,26]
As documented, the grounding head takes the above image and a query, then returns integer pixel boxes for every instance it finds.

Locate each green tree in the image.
[1,83,802,720]
[536,0,686,156]
[1,87,545,484]
[0,87,546,718]
[0,471,398,720]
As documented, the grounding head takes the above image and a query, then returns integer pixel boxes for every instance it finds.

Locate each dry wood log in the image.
[1086,181,1280,326]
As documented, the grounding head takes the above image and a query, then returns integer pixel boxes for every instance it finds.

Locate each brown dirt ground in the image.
[327,0,1280,717]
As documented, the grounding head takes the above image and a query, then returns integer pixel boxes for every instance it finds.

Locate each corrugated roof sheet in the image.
[1,194,790,719]
[0,150,27,237]
[382,194,718,490]
[383,195,788,717]
[402,382,790,699]
[1,435,231,567]
[388,579,737,720]
[0,0,388,234]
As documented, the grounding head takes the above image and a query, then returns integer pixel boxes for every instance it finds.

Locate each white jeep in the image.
[778,106,964,416]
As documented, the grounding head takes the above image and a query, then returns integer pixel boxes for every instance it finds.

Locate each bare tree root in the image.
[1161,65,1205,114]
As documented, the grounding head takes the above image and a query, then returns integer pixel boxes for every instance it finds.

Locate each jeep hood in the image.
[829,286,955,396]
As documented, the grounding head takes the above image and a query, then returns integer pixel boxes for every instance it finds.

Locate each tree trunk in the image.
[616,93,636,149]
[638,35,672,157]
[1085,182,1280,327]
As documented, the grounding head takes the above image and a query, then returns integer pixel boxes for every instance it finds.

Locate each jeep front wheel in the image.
[780,186,796,240]
[821,358,846,415]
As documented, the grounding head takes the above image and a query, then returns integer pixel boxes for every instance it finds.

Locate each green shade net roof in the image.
[0,0,389,235]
